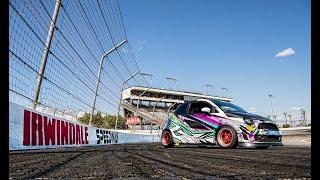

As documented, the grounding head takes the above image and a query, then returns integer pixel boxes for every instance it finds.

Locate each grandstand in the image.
[121,86,233,129]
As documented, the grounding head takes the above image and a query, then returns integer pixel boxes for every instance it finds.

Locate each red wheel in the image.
[162,131,170,146]
[217,126,238,148]
[161,130,174,148]
[220,130,233,145]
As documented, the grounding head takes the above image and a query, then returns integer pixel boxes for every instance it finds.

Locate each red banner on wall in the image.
[126,117,141,125]
[23,109,89,146]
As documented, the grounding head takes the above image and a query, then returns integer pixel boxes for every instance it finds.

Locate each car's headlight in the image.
[243,118,254,125]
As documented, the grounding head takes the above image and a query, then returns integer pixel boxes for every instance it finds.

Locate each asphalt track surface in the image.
[10,143,310,179]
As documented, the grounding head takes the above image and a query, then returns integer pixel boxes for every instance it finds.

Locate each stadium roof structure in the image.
[122,86,232,103]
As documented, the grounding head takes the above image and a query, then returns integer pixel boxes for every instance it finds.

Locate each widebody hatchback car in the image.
[161,99,283,148]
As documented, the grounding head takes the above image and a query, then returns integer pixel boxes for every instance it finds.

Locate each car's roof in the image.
[181,99,229,107]
[184,99,219,103]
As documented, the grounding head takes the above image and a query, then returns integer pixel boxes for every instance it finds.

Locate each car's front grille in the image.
[258,123,278,130]
[255,135,281,142]
[255,123,281,142]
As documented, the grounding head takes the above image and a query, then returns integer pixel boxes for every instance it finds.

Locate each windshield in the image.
[211,100,247,113]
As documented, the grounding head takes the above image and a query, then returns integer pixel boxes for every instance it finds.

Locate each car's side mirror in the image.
[201,107,211,114]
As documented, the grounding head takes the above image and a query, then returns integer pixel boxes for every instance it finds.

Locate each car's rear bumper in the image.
[238,141,283,147]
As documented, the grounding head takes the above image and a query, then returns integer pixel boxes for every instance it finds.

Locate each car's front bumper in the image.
[238,141,283,147]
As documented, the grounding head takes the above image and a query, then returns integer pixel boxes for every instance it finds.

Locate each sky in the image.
[119,0,311,122]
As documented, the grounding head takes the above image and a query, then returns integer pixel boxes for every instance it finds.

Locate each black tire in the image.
[216,126,238,148]
[161,129,174,148]
[256,146,270,149]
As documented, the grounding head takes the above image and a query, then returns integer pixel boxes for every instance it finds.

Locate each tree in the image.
[302,110,306,126]
[104,115,126,129]
[92,111,104,128]
[283,112,287,125]
[272,115,277,125]
[78,112,90,125]
[288,114,292,127]
[77,112,127,129]
[282,124,290,128]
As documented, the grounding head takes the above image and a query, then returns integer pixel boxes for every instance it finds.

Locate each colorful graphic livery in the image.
[161,99,283,148]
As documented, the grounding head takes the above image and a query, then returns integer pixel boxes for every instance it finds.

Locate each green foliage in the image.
[282,124,290,128]
[307,123,311,126]
[78,112,90,125]
[77,112,127,129]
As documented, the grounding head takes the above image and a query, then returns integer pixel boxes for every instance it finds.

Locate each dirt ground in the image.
[9,143,311,179]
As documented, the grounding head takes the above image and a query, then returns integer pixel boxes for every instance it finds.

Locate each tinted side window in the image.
[189,102,212,114]
[174,103,188,115]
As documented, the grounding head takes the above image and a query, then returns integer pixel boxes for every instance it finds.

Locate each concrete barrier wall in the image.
[281,135,311,146]
[280,127,311,146]
[280,127,311,136]
[114,129,161,135]
[9,102,160,150]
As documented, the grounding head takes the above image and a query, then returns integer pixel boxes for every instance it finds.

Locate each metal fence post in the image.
[89,40,127,126]
[33,0,62,109]
[115,71,140,129]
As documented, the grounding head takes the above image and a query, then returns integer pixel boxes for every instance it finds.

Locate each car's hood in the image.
[225,111,273,123]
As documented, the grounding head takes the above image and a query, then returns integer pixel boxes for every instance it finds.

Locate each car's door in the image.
[173,102,217,143]
[184,101,214,131]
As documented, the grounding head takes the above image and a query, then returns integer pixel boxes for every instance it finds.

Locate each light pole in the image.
[204,84,213,95]
[115,71,140,130]
[225,88,229,97]
[221,87,228,97]
[165,77,177,90]
[89,40,127,126]
[140,72,153,87]
[268,94,274,118]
